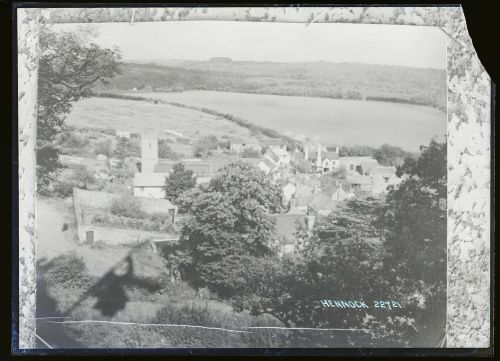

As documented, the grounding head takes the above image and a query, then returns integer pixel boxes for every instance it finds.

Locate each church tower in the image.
[141,131,158,173]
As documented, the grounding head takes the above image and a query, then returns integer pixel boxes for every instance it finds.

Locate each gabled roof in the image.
[369,166,397,176]
[262,157,276,169]
[153,159,224,175]
[360,161,378,173]
[346,174,373,185]
[322,151,339,160]
[134,172,168,187]
[265,151,280,164]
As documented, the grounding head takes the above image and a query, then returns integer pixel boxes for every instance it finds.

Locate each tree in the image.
[158,139,180,160]
[37,25,121,192]
[193,135,219,157]
[240,148,261,158]
[164,163,197,208]
[173,161,283,297]
[373,144,415,167]
[114,137,140,161]
[239,197,408,346]
[382,139,447,345]
[36,144,64,193]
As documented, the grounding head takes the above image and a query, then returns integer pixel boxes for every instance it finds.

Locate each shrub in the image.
[110,194,147,219]
[241,148,261,158]
[42,252,90,289]
[52,180,75,198]
[193,135,219,157]
[94,140,113,157]
[158,139,180,160]
[63,132,90,148]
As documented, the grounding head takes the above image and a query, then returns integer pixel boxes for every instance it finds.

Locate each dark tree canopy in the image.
[173,161,283,297]
[163,162,197,208]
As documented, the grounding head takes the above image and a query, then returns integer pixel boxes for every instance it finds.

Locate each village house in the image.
[303,142,340,174]
[339,156,378,175]
[134,132,231,198]
[116,131,131,139]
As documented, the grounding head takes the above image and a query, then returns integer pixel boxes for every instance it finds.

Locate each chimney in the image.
[304,143,309,160]
[335,146,339,154]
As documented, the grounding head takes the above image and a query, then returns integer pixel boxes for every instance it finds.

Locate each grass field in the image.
[131,90,447,151]
[65,96,260,144]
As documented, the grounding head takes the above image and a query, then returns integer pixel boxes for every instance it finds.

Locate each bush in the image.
[193,135,219,157]
[52,180,75,198]
[94,140,113,157]
[42,252,90,289]
[62,132,90,148]
[158,139,180,160]
[241,148,261,158]
[110,194,147,219]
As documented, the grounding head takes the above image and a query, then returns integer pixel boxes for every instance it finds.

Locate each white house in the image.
[117,131,131,139]
[133,173,168,199]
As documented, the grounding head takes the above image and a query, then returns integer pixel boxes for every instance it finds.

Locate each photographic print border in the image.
[15,4,492,353]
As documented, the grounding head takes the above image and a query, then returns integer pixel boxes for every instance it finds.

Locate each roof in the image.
[262,157,276,169]
[309,192,341,212]
[346,174,373,185]
[323,151,339,160]
[265,151,280,164]
[153,159,225,175]
[271,214,306,245]
[309,150,338,161]
[369,166,397,176]
[360,161,378,173]
[271,148,290,157]
[340,156,378,164]
[134,172,168,187]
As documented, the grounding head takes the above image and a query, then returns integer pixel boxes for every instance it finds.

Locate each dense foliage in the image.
[172,161,283,297]
[106,61,447,112]
[163,163,197,208]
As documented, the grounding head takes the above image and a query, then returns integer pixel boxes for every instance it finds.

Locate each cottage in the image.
[116,131,131,139]
[133,173,169,199]
[339,157,378,175]
[345,174,374,193]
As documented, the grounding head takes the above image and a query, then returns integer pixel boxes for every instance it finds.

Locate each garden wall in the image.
[73,188,179,245]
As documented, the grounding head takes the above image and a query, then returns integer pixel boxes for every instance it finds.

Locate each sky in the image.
[54,21,446,69]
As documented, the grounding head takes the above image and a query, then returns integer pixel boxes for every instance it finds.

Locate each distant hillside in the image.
[103,59,447,112]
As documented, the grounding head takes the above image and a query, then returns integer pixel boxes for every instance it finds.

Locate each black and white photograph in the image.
[14,6,492,353]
